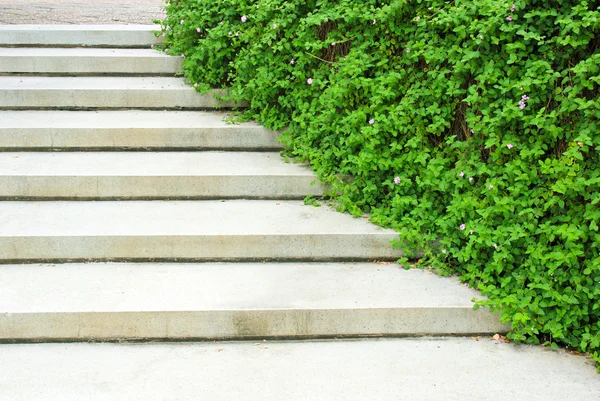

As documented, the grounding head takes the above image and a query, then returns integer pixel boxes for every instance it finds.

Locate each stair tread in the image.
[0,24,160,47]
[0,77,244,108]
[0,200,390,236]
[0,48,171,58]
[0,262,482,312]
[0,110,266,129]
[0,76,200,90]
[0,152,313,176]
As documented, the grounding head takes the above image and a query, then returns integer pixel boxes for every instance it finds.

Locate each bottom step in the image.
[0,263,507,341]
[0,339,597,400]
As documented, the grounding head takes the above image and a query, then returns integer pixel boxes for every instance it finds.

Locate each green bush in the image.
[159,0,600,363]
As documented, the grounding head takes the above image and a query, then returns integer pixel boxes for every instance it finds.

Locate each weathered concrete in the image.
[0,25,161,47]
[0,339,597,401]
[0,110,281,150]
[0,0,164,25]
[0,77,244,109]
[0,201,403,261]
[0,48,181,75]
[0,263,508,340]
[0,151,323,199]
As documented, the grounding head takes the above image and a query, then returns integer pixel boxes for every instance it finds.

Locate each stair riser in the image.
[0,56,181,75]
[0,176,323,199]
[0,235,402,263]
[0,129,282,150]
[0,308,507,341]
[0,26,161,48]
[0,89,242,109]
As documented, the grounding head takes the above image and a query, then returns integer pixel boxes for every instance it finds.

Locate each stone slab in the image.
[0,24,161,47]
[0,110,281,150]
[0,262,507,340]
[0,76,244,109]
[0,200,403,261]
[0,48,181,74]
[0,151,323,199]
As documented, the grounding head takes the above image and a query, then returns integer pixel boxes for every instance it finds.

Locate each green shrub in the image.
[160,0,600,363]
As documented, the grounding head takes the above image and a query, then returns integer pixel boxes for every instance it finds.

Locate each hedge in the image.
[158,0,600,365]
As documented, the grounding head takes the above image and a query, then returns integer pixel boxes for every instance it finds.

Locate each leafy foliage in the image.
[160,0,600,363]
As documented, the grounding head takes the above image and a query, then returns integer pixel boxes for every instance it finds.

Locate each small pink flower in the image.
[273,24,277,29]
[307,78,313,85]
[369,119,375,125]
[196,27,201,33]
[510,4,516,12]
[493,243,498,249]
[181,54,185,58]
[470,129,475,134]
[469,177,474,183]
[228,31,233,36]
[416,16,421,22]
[442,249,447,254]
[469,230,474,235]
[507,144,513,149]
[488,184,493,189]
[290,59,295,65]
[459,172,465,177]
[394,177,401,184]
[506,16,513,21]
[241,15,247,22]
[460,224,466,231]
[180,19,184,24]
[406,48,410,53]
[193,83,198,87]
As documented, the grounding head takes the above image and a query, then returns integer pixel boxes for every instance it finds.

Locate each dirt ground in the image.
[0,0,165,25]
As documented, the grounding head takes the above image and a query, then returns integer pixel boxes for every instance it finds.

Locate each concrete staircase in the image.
[0,24,598,400]
[0,24,507,341]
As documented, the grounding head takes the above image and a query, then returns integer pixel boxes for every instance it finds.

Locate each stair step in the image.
[0,200,401,262]
[0,77,244,109]
[0,151,323,199]
[0,48,182,75]
[1,340,595,400]
[0,25,161,48]
[0,110,281,150]
[0,262,507,341]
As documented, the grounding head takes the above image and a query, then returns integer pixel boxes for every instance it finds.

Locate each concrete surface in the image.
[0,339,598,401]
[0,48,181,74]
[0,76,244,109]
[0,262,507,340]
[0,110,282,150]
[0,25,160,47]
[0,0,165,25]
[0,151,323,199]
[0,200,403,261]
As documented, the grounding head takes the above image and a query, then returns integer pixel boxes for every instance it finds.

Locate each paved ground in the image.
[0,0,165,25]
[1,338,598,401]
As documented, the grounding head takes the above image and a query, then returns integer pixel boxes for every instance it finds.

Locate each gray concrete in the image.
[0,0,164,25]
[0,110,282,150]
[0,48,181,74]
[0,200,402,261]
[0,151,323,199]
[0,25,161,47]
[0,77,244,109]
[0,339,597,401]
[0,263,507,340]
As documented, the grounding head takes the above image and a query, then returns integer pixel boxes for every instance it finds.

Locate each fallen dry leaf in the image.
[492,334,500,341]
